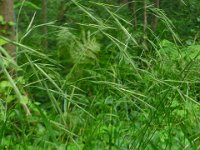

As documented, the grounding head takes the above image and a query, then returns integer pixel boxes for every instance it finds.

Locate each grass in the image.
[0,1,200,149]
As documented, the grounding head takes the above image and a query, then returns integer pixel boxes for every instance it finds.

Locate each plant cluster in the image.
[0,0,200,149]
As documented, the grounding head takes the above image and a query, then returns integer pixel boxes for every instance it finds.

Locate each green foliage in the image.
[0,15,5,24]
[158,39,180,60]
[0,39,8,46]
[57,28,100,65]
[14,1,40,10]
[1,0,200,149]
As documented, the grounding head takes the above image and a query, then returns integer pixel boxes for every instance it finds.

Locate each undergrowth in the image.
[0,1,200,150]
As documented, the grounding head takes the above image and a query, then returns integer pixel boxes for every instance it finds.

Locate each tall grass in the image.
[0,1,200,149]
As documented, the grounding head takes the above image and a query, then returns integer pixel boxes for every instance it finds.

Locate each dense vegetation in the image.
[0,0,200,149]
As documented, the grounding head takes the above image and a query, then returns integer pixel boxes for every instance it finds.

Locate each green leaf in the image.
[6,95,16,103]
[182,45,200,60]
[0,15,4,23]
[197,17,200,22]
[158,39,180,60]
[0,38,8,46]
[0,81,12,89]
[8,21,15,26]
